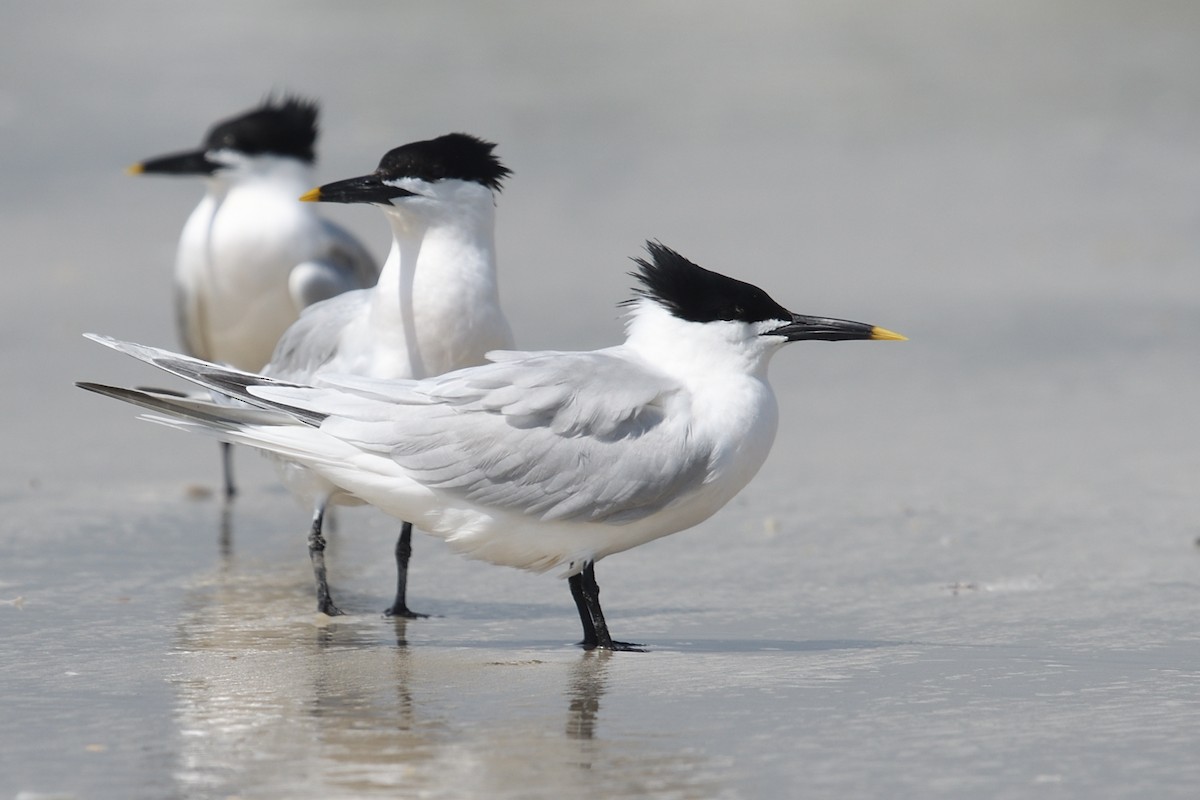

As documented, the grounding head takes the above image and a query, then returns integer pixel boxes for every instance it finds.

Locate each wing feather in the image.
[262,290,367,381]
[319,217,380,289]
[257,349,713,524]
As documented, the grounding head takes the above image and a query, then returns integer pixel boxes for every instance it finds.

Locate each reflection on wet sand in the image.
[169,559,727,798]
[566,651,607,743]
[217,501,233,562]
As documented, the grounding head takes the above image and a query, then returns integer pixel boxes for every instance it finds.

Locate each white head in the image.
[129,94,319,188]
[623,242,906,377]
[300,133,509,233]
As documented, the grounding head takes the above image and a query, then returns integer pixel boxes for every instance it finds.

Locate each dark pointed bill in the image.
[767,314,907,342]
[128,148,219,177]
[300,174,419,204]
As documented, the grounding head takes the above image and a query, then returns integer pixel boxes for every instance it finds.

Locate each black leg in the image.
[384,521,427,618]
[568,562,644,652]
[220,442,236,500]
[308,499,344,616]
[570,570,599,648]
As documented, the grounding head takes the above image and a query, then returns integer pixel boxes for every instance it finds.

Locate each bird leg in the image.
[568,562,644,652]
[384,521,428,618]
[220,442,236,500]
[308,500,344,616]
[570,570,599,646]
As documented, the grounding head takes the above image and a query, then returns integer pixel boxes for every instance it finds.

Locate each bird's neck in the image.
[623,304,781,509]
[624,302,777,384]
[374,207,499,301]
[205,158,314,203]
[366,206,508,376]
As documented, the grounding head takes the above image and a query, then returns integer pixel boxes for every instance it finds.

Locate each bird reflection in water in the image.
[170,564,720,797]
[566,650,610,743]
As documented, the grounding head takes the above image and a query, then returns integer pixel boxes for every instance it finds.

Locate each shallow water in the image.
[3,2,1200,798]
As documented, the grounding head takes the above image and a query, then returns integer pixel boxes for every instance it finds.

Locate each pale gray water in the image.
[3,2,1200,798]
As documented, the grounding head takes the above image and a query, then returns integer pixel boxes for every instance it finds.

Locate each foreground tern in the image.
[79,242,904,650]
[259,133,512,617]
[130,94,379,497]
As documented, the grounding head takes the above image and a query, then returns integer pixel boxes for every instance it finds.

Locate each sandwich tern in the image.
[262,133,512,618]
[79,242,904,650]
[130,94,379,497]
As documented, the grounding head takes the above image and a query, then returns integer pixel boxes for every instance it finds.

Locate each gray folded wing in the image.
[256,350,713,524]
[289,219,380,308]
[264,290,367,381]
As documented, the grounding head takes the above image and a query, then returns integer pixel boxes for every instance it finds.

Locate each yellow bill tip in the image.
[125,162,145,176]
[299,187,322,202]
[870,326,907,341]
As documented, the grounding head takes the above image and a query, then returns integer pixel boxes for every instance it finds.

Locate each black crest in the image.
[626,241,791,324]
[202,94,319,163]
[375,133,510,191]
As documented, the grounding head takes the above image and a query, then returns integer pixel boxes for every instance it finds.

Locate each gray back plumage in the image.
[285,350,715,524]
